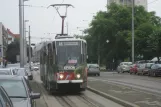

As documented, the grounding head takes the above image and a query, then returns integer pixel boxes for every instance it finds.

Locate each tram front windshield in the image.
[56,41,81,65]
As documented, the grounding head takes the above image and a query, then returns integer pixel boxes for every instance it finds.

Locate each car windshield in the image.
[0,70,11,75]
[156,64,161,68]
[146,63,154,68]
[15,69,27,76]
[89,64,99,68]
[17,71,26,76]
[124,62,132,65]
[0,80,27,98]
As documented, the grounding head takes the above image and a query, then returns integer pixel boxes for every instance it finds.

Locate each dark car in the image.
[149,64,161,77]
[143,63,154,75]
[0,75,40,107]
[0,86,14,107]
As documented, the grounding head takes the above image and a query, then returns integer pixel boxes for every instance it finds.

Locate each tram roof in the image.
[53,37,86,43]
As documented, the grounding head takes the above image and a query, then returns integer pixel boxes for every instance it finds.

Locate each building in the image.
[108,0,147,10]
[7,29,20,44]
[0,22,8,62]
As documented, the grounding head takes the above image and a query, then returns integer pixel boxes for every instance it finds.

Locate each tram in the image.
[40,35,88,92]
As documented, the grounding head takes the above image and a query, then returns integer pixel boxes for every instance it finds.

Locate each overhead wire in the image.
[148,0,160,4]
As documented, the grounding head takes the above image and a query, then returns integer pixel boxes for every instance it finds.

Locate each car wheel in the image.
[148,72,152,76]
[153,72,157,77]
[141,71,144,76]
[98,73,100,76]
[137,72,139,75]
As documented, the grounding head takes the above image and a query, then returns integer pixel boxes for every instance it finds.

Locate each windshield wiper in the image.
[9,96,27,98]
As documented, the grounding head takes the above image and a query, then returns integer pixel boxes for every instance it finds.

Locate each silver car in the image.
[87,64,100,76]
[0,68,15,75]
[14,68,28,79]
[117,62,132,73]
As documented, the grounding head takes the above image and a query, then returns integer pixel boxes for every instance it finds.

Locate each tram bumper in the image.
[57,80,83,84]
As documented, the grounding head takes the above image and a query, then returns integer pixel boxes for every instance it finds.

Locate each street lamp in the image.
[19,0,28,67]
[106,40,109,43]
[132,0,135,64]
[24,20,29,64]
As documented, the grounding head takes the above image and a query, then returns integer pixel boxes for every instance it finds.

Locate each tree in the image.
[6,39,20,63]
[6,39,33,63]
[84,3,161,66]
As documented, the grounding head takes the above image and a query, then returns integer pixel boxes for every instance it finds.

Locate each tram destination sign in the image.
[58,41,79,46]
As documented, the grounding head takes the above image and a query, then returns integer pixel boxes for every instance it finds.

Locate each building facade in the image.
[0,22,8,61]
[7,29,20,44]
[108,0,147,10]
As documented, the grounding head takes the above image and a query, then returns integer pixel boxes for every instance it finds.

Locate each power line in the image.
[22,5,47,8]
[148,0,159,4]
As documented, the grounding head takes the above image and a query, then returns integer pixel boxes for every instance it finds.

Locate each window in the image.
[151,65,156,69]
[0,89,11,107]
[0,99,3,107]
[0,80,27,97]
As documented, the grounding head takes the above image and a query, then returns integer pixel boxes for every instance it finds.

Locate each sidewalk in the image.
[88,80,161,107]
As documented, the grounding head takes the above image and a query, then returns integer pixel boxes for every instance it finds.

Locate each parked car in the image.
[25,68,33,80]
[0,75,40,107]
[14,68,28,79]
[117,62,132,73]
[142,63,154,75]
[33,66,39,71]
[0,68,15,75]
[130,64,139,74]
[27,71,33,80]
[149,64,161,77]
[87,64,100,76]
[137,63,146,75]
[0,86,14,107]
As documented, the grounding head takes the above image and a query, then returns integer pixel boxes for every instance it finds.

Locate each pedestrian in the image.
[4,60,7,67]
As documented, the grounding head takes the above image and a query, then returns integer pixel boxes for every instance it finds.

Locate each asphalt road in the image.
[31,71,123,107]
[88,72,161,107]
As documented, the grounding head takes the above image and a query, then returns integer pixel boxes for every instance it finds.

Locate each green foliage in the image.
[6,39,20,63]
[84,3,161,64]
[6,39,33,63]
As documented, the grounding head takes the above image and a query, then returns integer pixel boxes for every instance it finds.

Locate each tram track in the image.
[54,94,105,107]
[55,96,77,107]
[33,71,123,107]
[77,95,103,107]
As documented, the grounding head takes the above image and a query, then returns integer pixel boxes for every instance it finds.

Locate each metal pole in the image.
[67,22,68,35]
[132,0,135,63]
[1,36,3,68]
[24,21,26,65]
[29,26,31,72]
[61,16,65,35]
[24,20,29,65]
[19,0,24,67]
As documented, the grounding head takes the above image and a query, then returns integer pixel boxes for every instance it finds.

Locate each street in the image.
[30,70,123,107]
[88,72,161,107]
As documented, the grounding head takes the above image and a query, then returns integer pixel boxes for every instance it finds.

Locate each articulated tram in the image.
[40,36,88,92]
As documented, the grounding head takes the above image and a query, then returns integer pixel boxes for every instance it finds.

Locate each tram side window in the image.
[52,43,56,64]
[84,43,87,62]
[82,42,86,63]
[48,44,53,65]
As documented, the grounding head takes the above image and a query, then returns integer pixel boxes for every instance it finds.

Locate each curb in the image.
[87,86,139,107]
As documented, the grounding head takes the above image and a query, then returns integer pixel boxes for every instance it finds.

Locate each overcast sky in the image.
[0,0,161,43]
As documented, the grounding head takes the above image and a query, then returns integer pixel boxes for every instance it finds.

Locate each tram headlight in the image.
[76,74,81,79]
[59,74,64,79]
